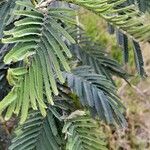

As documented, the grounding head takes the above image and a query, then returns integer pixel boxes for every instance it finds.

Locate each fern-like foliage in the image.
[115,30,146,76]
[9,108,62,150]
[0,0,149,149]
[63,66,127,126]
[10,101,109,150]
[0,1,75,123]
[0,0,33,38]
[0,0,16,38]
[69,28,128,82]
[9,95,75,150]
[60,0,150,76]
[61,0,150,42]
[128,0,150,12]
[132,40,146,76]
[116,30,129,64]
[63,114,108,150]
[1,0,149,149]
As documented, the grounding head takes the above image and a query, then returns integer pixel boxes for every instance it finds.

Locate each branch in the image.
[59,0,150,43]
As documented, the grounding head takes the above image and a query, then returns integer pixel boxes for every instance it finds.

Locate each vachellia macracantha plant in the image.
[0,0,150,150]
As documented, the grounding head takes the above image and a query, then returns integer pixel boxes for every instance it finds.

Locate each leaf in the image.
[0,1,75,122]
[132,40,146,77]
[0,0,15,38]
[63,66,127,127]
[63,115,108,150]
[116,30,129,64]
[69,28,129,82]
[0,88,17,114]
[9,109,62,150]
[62,0,150,42]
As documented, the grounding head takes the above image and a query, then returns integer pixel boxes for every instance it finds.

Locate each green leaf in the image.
[63,66,127,127]
[9,109,62,150]
[63,114,108,150]
[0,88,17,114]
[1,2,75,122]
[62,0,150,42]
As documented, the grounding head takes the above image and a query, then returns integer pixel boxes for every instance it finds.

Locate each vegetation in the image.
[0,0,150,149]
[79,8,150,150]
